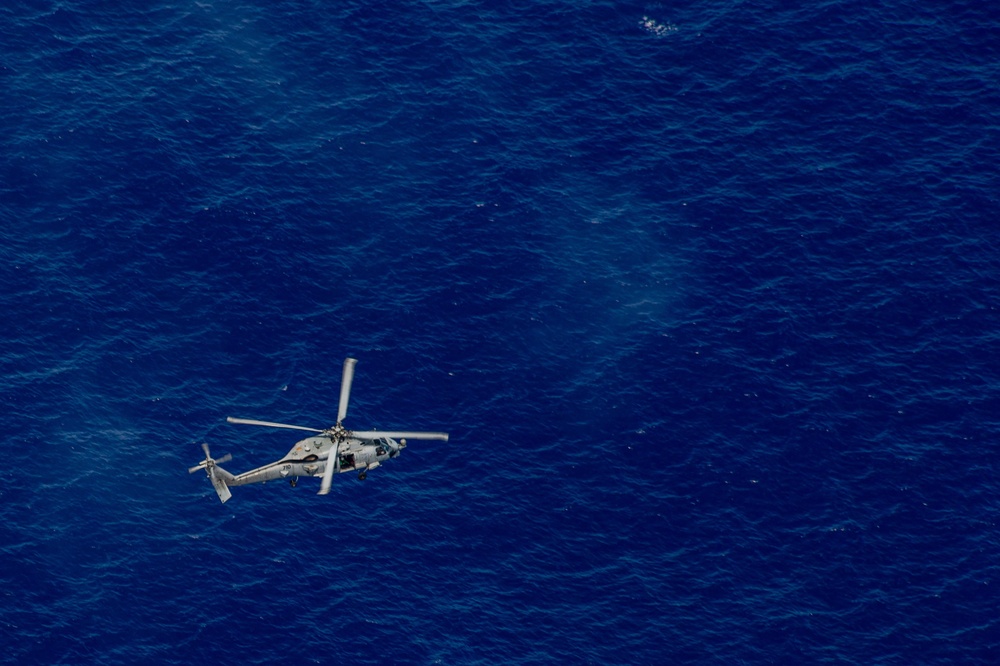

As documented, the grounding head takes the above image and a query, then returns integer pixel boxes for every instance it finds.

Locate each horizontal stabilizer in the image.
[210,468,232,503]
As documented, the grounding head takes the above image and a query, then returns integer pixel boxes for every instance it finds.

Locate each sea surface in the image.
[2,1,999,664]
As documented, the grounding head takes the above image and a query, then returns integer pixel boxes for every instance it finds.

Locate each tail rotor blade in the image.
[318,440,340,495]
[190,443,229,473]
[337,358,358,424]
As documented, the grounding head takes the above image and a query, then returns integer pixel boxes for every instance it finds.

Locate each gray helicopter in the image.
[189,357,449,503]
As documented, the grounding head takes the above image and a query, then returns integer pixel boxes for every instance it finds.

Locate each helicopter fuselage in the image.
[223,435,402,487]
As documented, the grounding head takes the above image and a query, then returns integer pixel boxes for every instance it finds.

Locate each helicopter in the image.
[189,357,449,503]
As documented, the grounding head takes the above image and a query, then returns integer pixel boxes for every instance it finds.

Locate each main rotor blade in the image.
[318,440,340,495]
[337,358,358,424]
[352,430,449,442]
[226,416,323,433]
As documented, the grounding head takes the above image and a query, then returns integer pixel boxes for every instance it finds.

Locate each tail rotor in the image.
[189,443,233,503]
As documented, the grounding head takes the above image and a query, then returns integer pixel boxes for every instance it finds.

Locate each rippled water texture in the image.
[2,1,999,663]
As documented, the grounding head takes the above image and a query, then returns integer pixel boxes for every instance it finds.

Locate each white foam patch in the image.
[640,16,678,37]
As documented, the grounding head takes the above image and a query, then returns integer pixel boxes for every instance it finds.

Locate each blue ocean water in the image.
[2,0,999,663]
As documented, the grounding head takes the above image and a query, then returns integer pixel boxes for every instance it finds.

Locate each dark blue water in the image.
[3,1,999,663]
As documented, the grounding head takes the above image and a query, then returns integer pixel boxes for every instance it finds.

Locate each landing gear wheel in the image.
[290,477,298,488]
[358,471,367,481]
